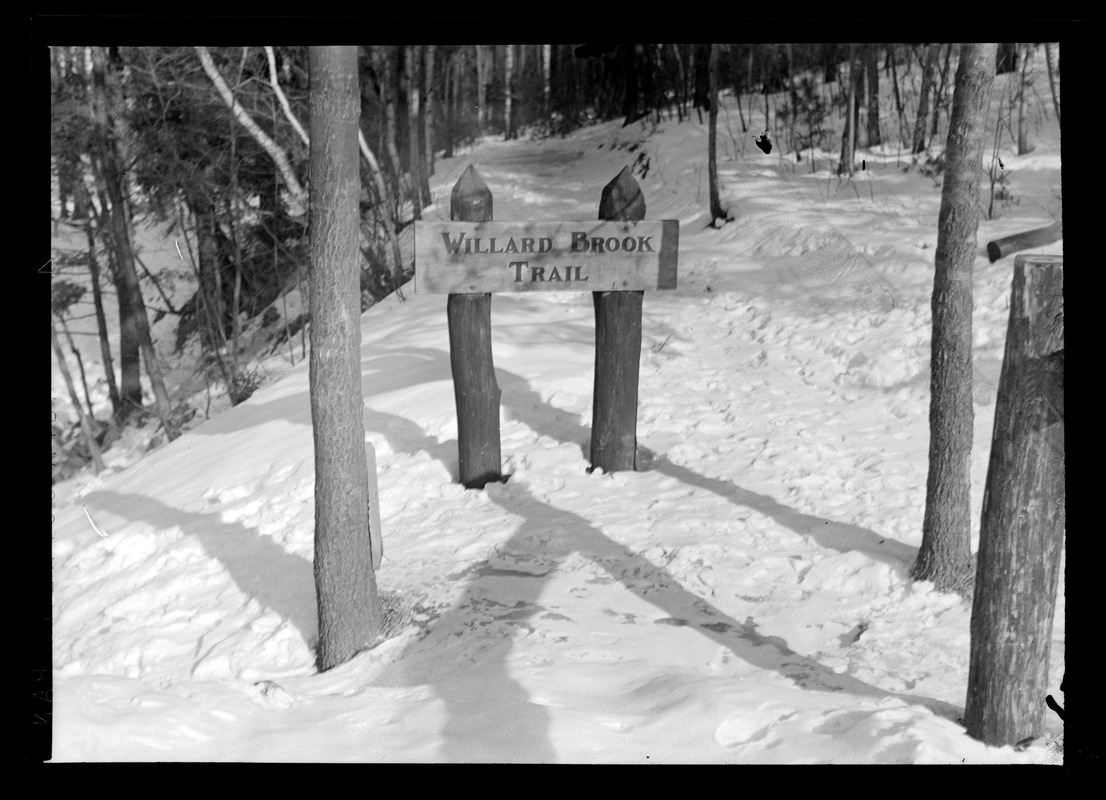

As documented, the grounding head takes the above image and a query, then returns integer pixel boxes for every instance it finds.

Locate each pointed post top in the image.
[598,166,646,222]
[451,164,493,222]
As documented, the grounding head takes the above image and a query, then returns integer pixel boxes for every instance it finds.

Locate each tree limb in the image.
[264,46,310,147]
[195,46,307,208]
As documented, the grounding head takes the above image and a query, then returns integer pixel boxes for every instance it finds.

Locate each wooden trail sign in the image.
[422,164,680,486]
[415,220,678,294]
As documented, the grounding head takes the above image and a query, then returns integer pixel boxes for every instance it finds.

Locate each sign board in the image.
[414,220,678,294]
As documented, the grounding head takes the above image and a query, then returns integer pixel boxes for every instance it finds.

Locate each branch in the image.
[195,46,307,208]
[264,46,310,147]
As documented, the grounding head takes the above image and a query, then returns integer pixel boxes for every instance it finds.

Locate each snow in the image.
[50,62,1064,763]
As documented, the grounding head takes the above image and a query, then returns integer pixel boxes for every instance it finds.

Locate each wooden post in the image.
[590,167,646,473]
[447,166,503,488]
[965,254,1064,747]
[986,221,1062,263]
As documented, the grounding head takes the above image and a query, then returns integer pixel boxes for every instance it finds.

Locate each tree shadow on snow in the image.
[81,491,318,650]
[496,368,917,568]
[368,397,956,762]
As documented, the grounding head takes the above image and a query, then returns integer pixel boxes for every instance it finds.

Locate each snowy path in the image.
[51,113,1063,762]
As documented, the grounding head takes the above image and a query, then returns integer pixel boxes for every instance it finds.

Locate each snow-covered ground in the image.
[50,63,1064,762]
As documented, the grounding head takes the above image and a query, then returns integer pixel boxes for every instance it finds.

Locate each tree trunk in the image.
[196,46,306,209]
[504,44,515,138]
[912,44,940,155]
[307,45,383,672]
[52,319,105,473]
[912,43,997,592]
[442,50,454,158]
[930,43,954,142]
[89,46,178,441]
[965,255,1064,747]
[76,183,123,421]
[58,317,97,421]
[708,44,727,225]
[1045,43,1060,129]
[889,44,907,146]
[543,44,552,116]
[406,46,429,215]
[357,130,406,295]
[476,45,487,133]
[996,43,1019,75]
[865,43,880,147]
[424,44,436,175]
[621,44,639,125]
[1017,44,1034,155]
[838,44,856,176]
[372,46,405,219]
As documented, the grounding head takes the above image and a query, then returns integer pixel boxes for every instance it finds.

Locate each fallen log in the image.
[986,221,1062,263]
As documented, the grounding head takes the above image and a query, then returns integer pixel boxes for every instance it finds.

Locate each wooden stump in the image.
[986,221,1062,263]
[591,167,645,473]
[447,166,503,488]
[965,254,1064,746]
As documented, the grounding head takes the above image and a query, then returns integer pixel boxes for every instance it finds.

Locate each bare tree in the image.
[1017,43,1035,155]
[707,44,729,225]
[1045,43,1060,129]
[865,43,880,147]
[307,45,383,671]
[838,44,857,176]
[912,44,940,155]
[89,46,178,440]
[911,43,997,593]
[52,319,105,474]
[424,45,437,174]
[504,44,515,138]
[196,46,306,208]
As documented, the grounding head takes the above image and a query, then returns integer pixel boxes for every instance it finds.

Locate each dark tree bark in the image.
[692,43,710,119]
[443,48,456,159]
[708,44,728,226]
[89,46,178,440]
[1045,43,1060,129]
[931,43,954,142]
[838,44,857,176]
[406,46,430,214]
[912,44,940,154]
[1017,44,1034,155]
[889,44,907,146]
[505,43,516,137]
[912,43,997,593]
[307,45,383,672]
[88,168,142,417]
[371,46,405,217]
[424,44,437,173]
[476,45,488,133]
[75,183,122,421]
[865,43,881,147]
[996,43,1019,74]
[965,255,1064,747]
[620,44,640,125]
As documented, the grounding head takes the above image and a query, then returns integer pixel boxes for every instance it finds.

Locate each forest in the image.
[52,43,1057,476]
[46,42,1069,763]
